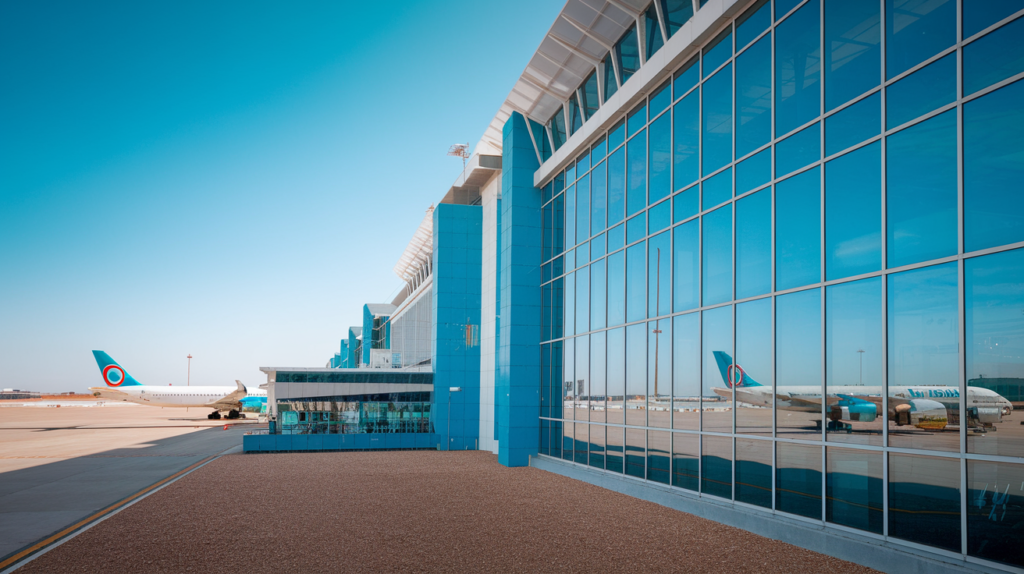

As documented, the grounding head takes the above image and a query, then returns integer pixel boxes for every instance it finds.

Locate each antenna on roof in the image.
[447,143,470,173]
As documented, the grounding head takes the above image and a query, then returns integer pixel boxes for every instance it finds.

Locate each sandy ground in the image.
[18,451,877,574]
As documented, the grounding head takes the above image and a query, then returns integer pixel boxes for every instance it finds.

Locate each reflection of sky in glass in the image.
[776,168,820,290]
[777,289,822,388]
[607,328,625,399]
[737,298,773,387]
[736,188,772,299]
[826,277,882,388]
[826,141,881,280]
[702,205,732,305]
[702,305,733,396]
[887,263,959,389]
[673,313,700,398]
[673,220,699,311]
[967,248,1024,380]
[626,323,646,396]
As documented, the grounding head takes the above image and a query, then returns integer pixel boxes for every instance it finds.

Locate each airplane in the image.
[89,351,266,420]
[710,351,1012,431]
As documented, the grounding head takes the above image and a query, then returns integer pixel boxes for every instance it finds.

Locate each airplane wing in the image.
[205,380,247,410]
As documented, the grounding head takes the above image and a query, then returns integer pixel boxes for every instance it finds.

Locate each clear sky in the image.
[0,0,561,392]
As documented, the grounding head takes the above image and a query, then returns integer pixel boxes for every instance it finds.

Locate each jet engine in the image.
[893,399,947,430]
[829,397,877,422]
[968,406,1002,425]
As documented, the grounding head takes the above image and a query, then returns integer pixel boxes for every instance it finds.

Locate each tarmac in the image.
[0,406,260,563]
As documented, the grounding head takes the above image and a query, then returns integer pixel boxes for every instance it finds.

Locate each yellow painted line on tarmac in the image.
[0,454,218,571]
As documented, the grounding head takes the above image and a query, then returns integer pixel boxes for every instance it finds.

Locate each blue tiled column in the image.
[432,203,483,450]
[361,305,373,365]
[497,112,542,467]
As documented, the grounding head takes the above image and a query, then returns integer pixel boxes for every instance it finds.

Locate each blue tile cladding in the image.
[433,203,483,451]
[497,112,542,467]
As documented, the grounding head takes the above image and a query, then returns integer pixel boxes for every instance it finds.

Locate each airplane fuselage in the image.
[718,385,1011,415]
[90,385,266,410]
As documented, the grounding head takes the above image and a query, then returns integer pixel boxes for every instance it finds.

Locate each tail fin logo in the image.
[726,364,745,388]
[103,365,126,386]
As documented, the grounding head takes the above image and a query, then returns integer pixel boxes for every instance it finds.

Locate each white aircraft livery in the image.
[89,350,266,420]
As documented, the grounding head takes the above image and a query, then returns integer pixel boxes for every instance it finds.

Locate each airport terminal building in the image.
[247,0,1024,571]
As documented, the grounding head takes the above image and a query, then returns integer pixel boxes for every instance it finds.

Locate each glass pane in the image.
[591,257,606,331]
[702,28,732,78]
[673,90,700,191]
[553,190,565,255]
[885,0,955,80]
[776,0,801,20]
[826,277,884,446]
[563,340,574,421]
[967,460,1024,568]
[589,424,605,469]
[577,150,590,176]
[673,312,700,430]
[608,222,624,253]
[673,56,699,98]
[626,212,646,245]
[616,25,641,84]
[626,322,647,427]
[673,219,699,312]
[647,430,671,483]
[573,412,588,463]
[607,425,624,472]
[649,319,672,428]
[592,136,606,162]
[736,0,770,50]
[591,160,607,234]
[662,0,694,36]
[825,141,881,281]
[702,64,733,176]
[736,438,772,508]
[886,110,957,268]
[776,121,819,178]
[581,71,600,120]
[702,205,733,306]
[826,446,883,533]
[625,427,646,478]
[964,79,1024,252]
[735,297,773,435]
[608,146,626,227]
[965,247,1023,458]
[888,453,961,552]
[964,14,1024,96]
[964,0,1023,38]
[736,189,771,299]
[736,147,771,195]
[648,231,670,317]
[551,109,567,150]
[576,174,590,244]
[776,168,821,291]
[604,52,619,102]
[627,128,647,216]
[576,333,590,423]
[649,199,670,234]
[674,185,699,223]
[608,250,625,326]
[887,262,959,452]
[576,266,590,335]
[824,0,881,111]
[565,184,576,250]
[591,333,606,424]
[776,288,823,438]
[736,34,772,158]
[609,118,625,151]
[775,0,821,137]
[672,431,699,490]
[650,79,672,119]
[650,113,671,205]
[553,277,564,339]
[702,167,732,209]
[551,419,563,458]
[628,102,647,137]
[825,92,880,156]
[568,94,583,136]
[607,327,625,424]
[702,435,733,498]
[885,52,955,129]
[564,272,575,338]
[777,442,823,519]
[702,305,733,434]
[592,232,606,259]
[645,3,664,60]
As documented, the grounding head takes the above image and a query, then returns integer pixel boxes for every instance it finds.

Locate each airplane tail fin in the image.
[92,351,142,387]
[712,351,762,388]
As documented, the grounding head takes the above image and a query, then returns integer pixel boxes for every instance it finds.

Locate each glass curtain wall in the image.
[537,0,1024,568]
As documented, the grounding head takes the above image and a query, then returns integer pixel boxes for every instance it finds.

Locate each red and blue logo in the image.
[103,365,126,387]
[726,364,745,388]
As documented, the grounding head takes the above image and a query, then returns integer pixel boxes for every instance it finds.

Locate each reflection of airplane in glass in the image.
[711,352,1012,431]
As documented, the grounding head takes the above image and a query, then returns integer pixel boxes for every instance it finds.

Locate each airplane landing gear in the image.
[226,410,240,420]
[207,411,222,420]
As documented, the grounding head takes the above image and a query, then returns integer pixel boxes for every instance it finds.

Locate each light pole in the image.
[857,349,865,385]
[187,354,192,386]
[447,386,462,450]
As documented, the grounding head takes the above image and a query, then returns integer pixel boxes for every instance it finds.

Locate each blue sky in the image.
[0,0,560,392]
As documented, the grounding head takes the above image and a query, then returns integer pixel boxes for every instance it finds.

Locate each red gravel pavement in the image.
[18,451,878,574]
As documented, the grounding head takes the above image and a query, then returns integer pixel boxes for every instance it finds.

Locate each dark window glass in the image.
[608,250,625,326]
[702,305,733,434]
[581,70,600,120]
[577,149,590,175]
[589,424,605,469]
[661,0,695,37]
[626,212,646,245]
[592,136,606,162]
[824,0,881,111]
[672,432,699,490]
[576,333,590,424]
[550,108,566,150]
[607,327,625,425]
[776,0,821,136]
[649,199,671,234]
[885,0,955,80]
[736,438,772,507]
[825,92,880,156]
[650,79,672,118]
[552,341,563,417]
[964,79,1024,252]
[568,94,583,135]
[649,231,671,318]
[777,442,823,519]
[591,160,607,235]
[626,241,647,323]
[825,277,883,446]
[604,52,619,102]
[645,3,665,60]
[607,425,624,472]
[625,427,646,478]
[647,430,670,483]
[531,118,552,162]
[628,102,647,137]
[564,272,575,338]
[673,56,699,98]
[702,167,732,209]
[608,223,624,253]
[736,297,773,435]
[736,147,771,195]
[650,114,672,205]
[563,340,574,421]
[702,435,733,498]
[626,323,647,427]
[776,0,801,20]
[702,28,732,78]
[609,118,625,150]
[886,53,955,129]
[886,110,957,268]
[673,312,700,431]
[776,121,819,177]
[565,184,576,250]
[703,64,733,175]
[552,277,564,340]
[543,200,553,263]
[889,453,961,551]
[702,205,733,306]
[966,247,1024,458]
[887,263,959,452]
[963,14,1024,96]
[825,141,881,280]
[539,419,550,455]
[617,25,641,84]
[964,0,1023,38]
[736,34,772,159]
[627,128,647,216]
[591,333,606,424]
[776,288,823,438]
[673,90,700,191]
[776,168,821,291]
[591,258,606,331]
[826,447,883,533]
[576,174,590,244]
[576,266,590,335]
[673,219,699,312]
[608,146,626,227]
[649,318,671,428]
[967,460,1024,568]
[567,162,577,185]
[573,418,588,463]
[736,189,771,299]
[674,185,699,223]
[736,0,770,50]
[550,420,563,458]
